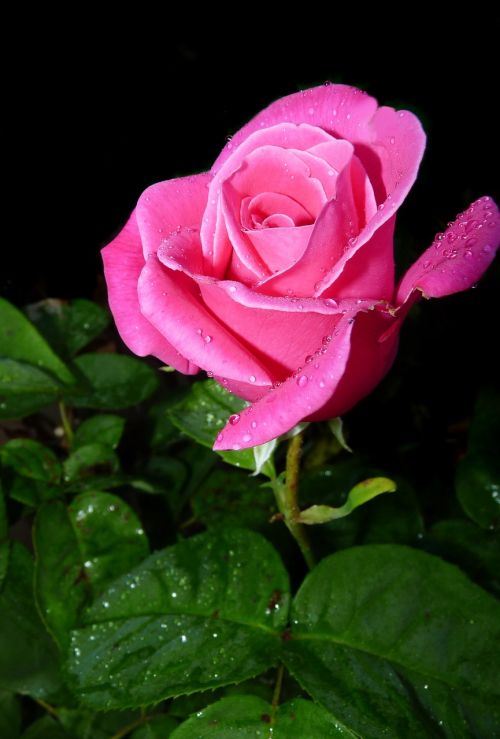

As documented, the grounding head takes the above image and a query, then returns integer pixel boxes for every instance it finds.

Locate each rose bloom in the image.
[102,84,499,450]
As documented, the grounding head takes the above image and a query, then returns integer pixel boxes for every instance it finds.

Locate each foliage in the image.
[1,295,499,738]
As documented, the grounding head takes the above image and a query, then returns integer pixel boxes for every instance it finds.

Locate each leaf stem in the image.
[272,432,315,570]
[110,714,151,739]
[271,663,285,713]
[58,401,73,448]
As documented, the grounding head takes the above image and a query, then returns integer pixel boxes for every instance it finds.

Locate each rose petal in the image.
[245,224,314,275]
[141,246,272,386]
[396,196,500,305]
[213,305,399,450]
[212,84,425,207]
[136,173,212,259]
[257,162,359,296]
[227,145,327,217]
[211,85,425,292]
[243,192,312,228]
[213,316,355,450]
[201,123,335,272]
[101,211,197,374]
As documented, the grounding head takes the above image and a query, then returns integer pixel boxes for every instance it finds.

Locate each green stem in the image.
[271,663,285,713]
[58,401,73,448]
[272,432,315,570]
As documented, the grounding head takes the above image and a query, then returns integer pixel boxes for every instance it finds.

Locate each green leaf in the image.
[1,439,62,506]
[298,477,396,524]
[68,528,290,709]
[1,439,61,484]
[63,444,120,484]
[25,298,110,358]
[57,707,140,739]
[0,297,75,385]
[0,483,8,588]
[68,353,159,409]
[0,358,63,420]
[456,388,500,530]
[283,544,500,738]
[0,543,64,700]
[170,695,354,738]
[20,716,72,739]
[130,715,179,738]
[430,519,500,595]
[34,492,149,649]
[168,381,274,476]
[73,414,125,450]
[0,690,21,739]
[192,468,276,532]
[457,453,500,531]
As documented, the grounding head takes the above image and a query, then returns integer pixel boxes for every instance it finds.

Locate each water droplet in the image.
[296,375,308,388]
[196,328,202,335]
[390,136,395,145]
[251,421,257,429]
[216,432,224,443]
[204,335,212,343]
[324,298,338,308]
[305,355,314,364]
[483,244,492,253]
[232,443,241,451]
[242,433,252,442]
[319,380,326,388]
[423,260,431,269]
[229,414,240,425]
[464,249,473,259]
[249,375,256,383]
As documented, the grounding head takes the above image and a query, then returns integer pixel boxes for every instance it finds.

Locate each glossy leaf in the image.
[192,468,276,532]
[0,484,8,588]
[168,380,275,476]
[1,439,61,484]
[170,695,354,738]
[63,443,120,484]
[73,414,125,450]
[456,388,500,530]
[68,353,159,409]
[20,716,71,739]
[34,492,149,649]
[0,690,21,739]
[68,529,289,709]
[0,297,74,385]
[430,519,500,595]
[130,715,179,738]
[25,298,110,358]
[0,358,63,420]
[57,707,140,739]
[284,544,500,738]
[0,543,64,700]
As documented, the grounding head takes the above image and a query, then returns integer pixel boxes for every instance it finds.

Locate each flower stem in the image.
[272,432,315,570]
[58,401,73,448]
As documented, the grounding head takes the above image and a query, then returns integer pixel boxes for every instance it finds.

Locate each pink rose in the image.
[102,84,500,451]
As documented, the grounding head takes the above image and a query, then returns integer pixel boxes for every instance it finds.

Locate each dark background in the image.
[4,27,499,430]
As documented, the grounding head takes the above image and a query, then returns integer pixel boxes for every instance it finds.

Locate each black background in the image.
[4,26,499,431]
[5,27,498,302]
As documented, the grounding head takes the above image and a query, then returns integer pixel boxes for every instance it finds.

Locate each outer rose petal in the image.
[136,173,212,259]
[101,211,197,374]
[213,306,398,450]
[212,85,425,209]
[213,316,355,450]
[138,252,272,386]
[396,197,500,305]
